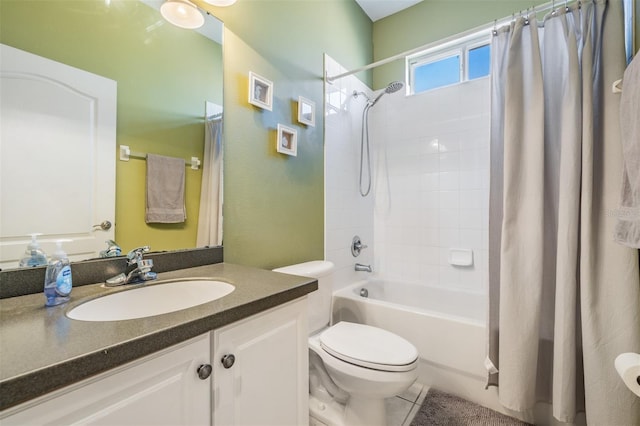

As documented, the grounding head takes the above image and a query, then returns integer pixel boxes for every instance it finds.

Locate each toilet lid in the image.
[319,322,418,372]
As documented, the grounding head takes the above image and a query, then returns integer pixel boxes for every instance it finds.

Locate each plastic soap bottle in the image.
[44,240,73,307]
[19,233,48,267]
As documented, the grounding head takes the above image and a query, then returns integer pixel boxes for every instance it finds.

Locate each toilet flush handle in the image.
[221,354,236,369]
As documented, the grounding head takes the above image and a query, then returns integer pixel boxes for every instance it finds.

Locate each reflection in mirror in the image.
[0,0,223,270]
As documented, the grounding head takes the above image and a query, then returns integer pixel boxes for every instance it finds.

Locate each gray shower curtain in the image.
[487,0,640,423]
[196,116,223,247]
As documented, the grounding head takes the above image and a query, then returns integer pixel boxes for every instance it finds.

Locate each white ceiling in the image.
[355,0,423,22]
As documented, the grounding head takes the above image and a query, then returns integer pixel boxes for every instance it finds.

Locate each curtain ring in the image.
[492,19,498,35]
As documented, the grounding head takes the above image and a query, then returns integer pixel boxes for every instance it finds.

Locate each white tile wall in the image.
[371,79,490,293]
[325,55,490,294]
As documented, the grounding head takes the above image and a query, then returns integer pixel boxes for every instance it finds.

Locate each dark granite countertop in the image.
[0,262,317,412]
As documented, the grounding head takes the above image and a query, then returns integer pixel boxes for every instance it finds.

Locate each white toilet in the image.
[273,261,418,426]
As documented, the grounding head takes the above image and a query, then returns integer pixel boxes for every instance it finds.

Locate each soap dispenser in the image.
[44,239,73,307]
[19,233,48,267]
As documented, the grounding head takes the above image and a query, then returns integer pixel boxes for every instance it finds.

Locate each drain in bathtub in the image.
[359,288,369,298]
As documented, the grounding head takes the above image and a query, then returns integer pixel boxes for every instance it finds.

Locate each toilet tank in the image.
[273,261,335,334]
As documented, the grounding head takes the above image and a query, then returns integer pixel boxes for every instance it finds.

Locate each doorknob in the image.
[93,220,112,231]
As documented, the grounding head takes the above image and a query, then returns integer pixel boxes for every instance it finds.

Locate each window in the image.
[408,36,490,95]
[413,53,461,93]
[467,44,490,80]
[623,0,633,64]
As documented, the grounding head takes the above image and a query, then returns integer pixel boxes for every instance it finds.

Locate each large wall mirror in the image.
[0,0,223,269]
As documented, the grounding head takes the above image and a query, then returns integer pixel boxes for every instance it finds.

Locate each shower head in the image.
[384,81,404,94]
[370,81,404,106]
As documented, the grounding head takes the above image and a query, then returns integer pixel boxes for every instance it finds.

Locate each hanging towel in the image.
[145,153,186,223]
[614,55,640,247]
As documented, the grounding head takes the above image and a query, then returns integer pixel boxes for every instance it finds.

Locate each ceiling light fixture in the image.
[203,0,237,6]
[160,0,205,29]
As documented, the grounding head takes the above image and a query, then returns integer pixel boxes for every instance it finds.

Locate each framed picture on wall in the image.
[297,96,315,127]
[248,71,273,110]
[277,124,297,156]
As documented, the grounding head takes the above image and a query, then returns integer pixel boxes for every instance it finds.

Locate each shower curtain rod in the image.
[325,0,578,83]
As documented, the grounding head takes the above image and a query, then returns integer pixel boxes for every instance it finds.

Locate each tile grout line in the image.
[405,385,428,425]
[398,383,426,426]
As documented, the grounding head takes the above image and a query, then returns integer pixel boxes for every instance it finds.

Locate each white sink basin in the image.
[67,279,235,321]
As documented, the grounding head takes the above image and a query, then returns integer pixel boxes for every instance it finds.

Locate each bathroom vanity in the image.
[0,261,316,425]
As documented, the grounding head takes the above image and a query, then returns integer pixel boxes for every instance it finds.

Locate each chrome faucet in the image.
[355,263,372,272]
[105,246,157,287]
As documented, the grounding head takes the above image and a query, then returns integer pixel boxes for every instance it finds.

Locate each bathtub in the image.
[331,279,501,411]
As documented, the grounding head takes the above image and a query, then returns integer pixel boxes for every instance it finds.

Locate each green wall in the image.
[0,0,223,254]
[199,0,373,269]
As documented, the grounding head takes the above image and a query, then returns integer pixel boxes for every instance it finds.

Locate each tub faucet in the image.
[355,263,372,273]
[105,246,157,286]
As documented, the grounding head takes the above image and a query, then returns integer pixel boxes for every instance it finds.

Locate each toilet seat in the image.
[319,322,418,372]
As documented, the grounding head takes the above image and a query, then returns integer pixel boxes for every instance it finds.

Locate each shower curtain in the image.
[196,116,223,247]
[487,1,640,424]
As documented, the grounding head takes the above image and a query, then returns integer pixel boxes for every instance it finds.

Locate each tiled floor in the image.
[385,382,428,426]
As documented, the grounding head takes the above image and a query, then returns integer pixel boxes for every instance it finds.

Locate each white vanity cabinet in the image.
[1,333,212,425]
[1,297,309,426]
[213,298,309,426]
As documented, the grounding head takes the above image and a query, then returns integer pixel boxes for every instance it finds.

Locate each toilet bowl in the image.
[273,261,418,426]
[310,322,418,426]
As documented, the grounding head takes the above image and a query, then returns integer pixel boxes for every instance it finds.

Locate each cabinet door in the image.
[1,334,211,426]
[213,298,308,426]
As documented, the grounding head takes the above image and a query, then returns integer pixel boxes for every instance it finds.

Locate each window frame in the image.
[407,34,491,95]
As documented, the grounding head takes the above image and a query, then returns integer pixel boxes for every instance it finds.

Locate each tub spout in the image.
[355,263,372,272]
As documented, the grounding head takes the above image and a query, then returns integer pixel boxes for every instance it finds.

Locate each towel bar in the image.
[119,145,200,170]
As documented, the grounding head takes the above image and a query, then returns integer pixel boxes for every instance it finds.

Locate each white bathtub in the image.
[331,279,501,411]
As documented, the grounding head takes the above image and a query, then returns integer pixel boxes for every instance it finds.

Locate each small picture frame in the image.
[248,71,273,111]
[297,96,315,127]
[277,124,297,156]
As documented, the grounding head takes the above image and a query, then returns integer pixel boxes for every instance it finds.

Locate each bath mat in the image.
[409,388,532,426]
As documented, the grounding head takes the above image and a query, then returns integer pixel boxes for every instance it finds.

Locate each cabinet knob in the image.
[221,354,235,369]
[197,364,212,380]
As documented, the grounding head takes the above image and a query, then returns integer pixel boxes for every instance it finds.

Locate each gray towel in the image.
[145,153,186,224]
[614,55,640,247]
